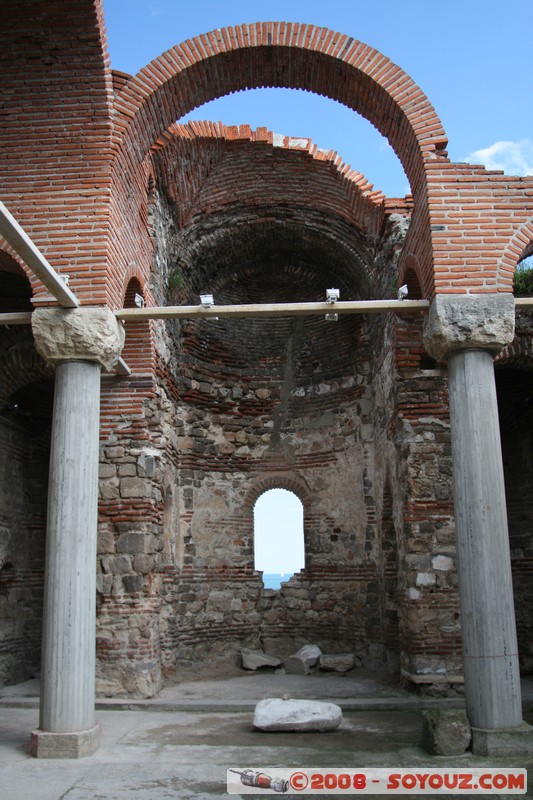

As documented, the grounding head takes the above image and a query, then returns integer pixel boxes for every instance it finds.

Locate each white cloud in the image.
[463,139,533,176]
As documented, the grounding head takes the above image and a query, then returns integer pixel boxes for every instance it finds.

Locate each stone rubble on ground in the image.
[241,648,282,670]
[318,653,355,673]
[284,644,322,675]
[421,709,472,755]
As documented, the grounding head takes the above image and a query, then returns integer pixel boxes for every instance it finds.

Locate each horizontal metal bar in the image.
[116,298,430,321]
[0,311,33,325]
[514,298,533,307]
[0,200,79,308]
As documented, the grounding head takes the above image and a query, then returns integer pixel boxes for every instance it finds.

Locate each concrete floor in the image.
[1,671,532,799]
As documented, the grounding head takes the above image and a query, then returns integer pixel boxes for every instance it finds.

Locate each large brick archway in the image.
[106,24,449,308]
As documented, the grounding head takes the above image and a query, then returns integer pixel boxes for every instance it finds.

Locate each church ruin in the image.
[1,0,533,758]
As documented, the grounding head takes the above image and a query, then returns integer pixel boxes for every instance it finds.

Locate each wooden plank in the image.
[115,298,430,321]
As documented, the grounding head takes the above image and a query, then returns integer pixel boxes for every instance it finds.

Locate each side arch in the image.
[499,217,533,286]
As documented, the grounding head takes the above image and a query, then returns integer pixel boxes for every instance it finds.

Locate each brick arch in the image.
[399,255,424,300]
[0,241,30,278]
[108,24,449,307]
[121,275,155,376]
[244,473,312,513]
[496,333,533,368]
[113,24,447,192]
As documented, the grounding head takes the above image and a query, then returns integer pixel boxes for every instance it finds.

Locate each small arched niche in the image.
[254,488,304,589]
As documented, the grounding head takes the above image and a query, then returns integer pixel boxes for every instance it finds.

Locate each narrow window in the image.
[254,488,304,589]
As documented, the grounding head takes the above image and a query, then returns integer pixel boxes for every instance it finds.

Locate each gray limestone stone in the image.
[31,724,102,759]
[421,709,471,755]
[32,307,125,370]
[423,294,515,362]
[241,648,282,670]
[319,653,355,673]
[285,645,322,674]
[471,722,533,757]
[253,698,343,731]
[296,644,322,667]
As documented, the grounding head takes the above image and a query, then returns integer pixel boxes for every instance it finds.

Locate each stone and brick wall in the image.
[1,1,533,699]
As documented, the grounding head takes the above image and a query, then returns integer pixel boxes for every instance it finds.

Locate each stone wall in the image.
[94,202,465,695]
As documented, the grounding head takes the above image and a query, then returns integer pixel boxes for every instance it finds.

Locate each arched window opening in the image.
[122,277,152,374]
[254,488,304,589]
[514,253,533,297]
[0,255,32,313]
[402,268,423,300]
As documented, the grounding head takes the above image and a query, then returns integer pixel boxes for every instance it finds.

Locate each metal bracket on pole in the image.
[115,298,430,321]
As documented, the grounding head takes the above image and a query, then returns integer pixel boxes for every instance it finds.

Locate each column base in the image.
[471,722,533,757]
[30,723,101,758]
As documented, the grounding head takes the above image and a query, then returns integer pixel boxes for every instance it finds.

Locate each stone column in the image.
[30,308,124,758]
[424,295,532,756]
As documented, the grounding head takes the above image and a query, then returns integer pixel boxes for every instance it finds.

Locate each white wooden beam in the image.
[115,298,430,321]
[0,311,33,325]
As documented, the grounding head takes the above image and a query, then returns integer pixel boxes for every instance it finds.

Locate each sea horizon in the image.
[262,572,292,590]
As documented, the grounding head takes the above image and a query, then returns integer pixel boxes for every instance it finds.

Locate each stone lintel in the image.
[471,722,533,757]
[423,294,515,362]
[30,723,102,758]
[31,307,125,371]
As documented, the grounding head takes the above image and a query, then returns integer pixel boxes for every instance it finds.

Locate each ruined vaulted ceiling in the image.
[150,122,404,302]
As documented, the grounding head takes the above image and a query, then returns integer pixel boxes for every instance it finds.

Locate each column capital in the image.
[32,307,125,371]
[423,294,515,362]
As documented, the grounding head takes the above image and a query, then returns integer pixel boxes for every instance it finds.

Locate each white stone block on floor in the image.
[253,698,343,731]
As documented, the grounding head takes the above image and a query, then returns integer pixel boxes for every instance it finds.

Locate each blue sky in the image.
[103,0,533,197]
[254,490,304,576]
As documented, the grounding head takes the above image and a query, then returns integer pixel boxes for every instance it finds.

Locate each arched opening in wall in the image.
[0,376,53,687]
[495,364,533,673]
[122,277,152,374]
[0,261,53,687]
[513,253,533,296]
[0,252,32,312]
[401,268,423,300]
[254,489,304,589]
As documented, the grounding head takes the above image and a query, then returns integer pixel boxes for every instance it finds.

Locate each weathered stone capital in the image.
[31,307,125,371]
[423,294,515,362]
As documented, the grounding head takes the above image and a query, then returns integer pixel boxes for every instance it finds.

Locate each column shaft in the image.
[447,348,521,730]
[40,360,101,734]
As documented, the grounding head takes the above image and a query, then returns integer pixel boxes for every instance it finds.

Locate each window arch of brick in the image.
[499,218,533,289]
[121,276,154,375]
[244,474,310,586]
[400,256,424,300]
